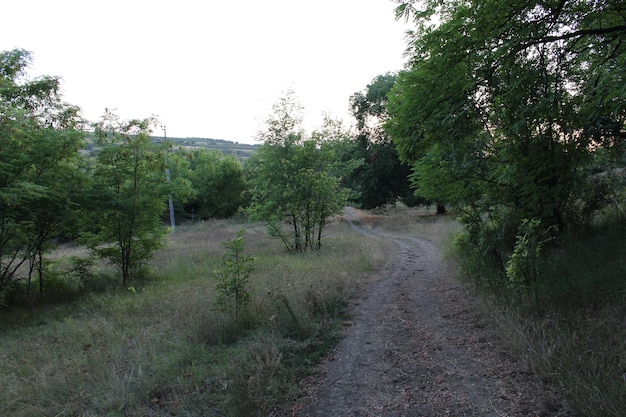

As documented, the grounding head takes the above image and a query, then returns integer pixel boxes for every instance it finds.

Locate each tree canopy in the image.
[185,149,247,220]
[387,0,626,231]
[347,73,420,209]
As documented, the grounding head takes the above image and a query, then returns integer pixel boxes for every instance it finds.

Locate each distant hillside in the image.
[83,134,261,160]
[156,136,261,159]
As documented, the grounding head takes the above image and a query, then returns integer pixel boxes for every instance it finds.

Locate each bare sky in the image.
[1,0,411,143]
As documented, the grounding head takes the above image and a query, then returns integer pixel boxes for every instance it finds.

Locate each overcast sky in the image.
[1,0,411,143]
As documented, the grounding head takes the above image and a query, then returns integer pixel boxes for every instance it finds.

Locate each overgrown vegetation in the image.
[456,210,626,416]
[3,3,626,411]
[0,217,389,416]
[368,204,626,416]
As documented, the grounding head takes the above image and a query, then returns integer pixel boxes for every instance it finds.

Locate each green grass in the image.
[0,217,389,417]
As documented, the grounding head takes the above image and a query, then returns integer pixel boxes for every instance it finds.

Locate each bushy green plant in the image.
[505,218,555,310]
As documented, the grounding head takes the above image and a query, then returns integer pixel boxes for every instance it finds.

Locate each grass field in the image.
[0,216,393,417]
[1,207,624,416]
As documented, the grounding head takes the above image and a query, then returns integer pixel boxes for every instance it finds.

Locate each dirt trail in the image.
[291,208,565,417]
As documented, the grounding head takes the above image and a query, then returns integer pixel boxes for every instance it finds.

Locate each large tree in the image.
[0,49,84,299]
[247,91,348,253]
[348,73,420,209]
[387,1,626,232]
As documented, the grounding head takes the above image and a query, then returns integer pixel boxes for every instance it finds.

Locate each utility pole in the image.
[163,125,176,233]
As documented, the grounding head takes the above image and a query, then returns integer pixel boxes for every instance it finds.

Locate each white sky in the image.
[1,0,411,143]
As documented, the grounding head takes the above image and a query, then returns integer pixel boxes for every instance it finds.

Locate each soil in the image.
[284,208,569,417]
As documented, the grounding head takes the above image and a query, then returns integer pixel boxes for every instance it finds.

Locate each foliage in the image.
[213,229,255,323]
[185,148,247,219]
[387,0,626,283]
[347,73,420,209]
[470,213,626,416]
[505,218,555,310]
[0,49,85,298]
[80,111,191,286]
[247,91,349,253]
[307,115,364,204]
[350,73,397,137]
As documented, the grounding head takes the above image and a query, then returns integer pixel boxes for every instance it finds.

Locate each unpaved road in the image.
[289,208,567,417]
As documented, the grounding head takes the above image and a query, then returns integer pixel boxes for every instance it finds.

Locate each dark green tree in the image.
[387,0,626,232]
[185,149,246,219]
[348,73,421,209]
[0,49,85,299]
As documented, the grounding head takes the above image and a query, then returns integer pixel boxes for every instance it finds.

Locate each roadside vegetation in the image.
[386,2,626,415]
[360,204,626,416]
[456,208,626,417]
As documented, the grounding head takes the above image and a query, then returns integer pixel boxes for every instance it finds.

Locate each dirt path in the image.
[290,208,566,417]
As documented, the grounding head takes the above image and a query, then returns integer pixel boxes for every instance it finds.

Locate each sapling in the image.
[213,229,255,322]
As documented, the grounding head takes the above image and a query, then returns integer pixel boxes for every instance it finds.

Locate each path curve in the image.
[290,208,566,417]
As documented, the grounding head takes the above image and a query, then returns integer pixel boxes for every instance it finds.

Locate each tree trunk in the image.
[436,204,446,215]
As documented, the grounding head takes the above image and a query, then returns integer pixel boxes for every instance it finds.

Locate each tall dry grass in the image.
[0,216,390,417]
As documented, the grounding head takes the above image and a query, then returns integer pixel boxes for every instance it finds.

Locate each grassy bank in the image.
[0,217,390,417]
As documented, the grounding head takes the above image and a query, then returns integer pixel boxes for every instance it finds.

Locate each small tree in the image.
[213,229,255,322]
[80,111,190,285]
[247,91,349,253]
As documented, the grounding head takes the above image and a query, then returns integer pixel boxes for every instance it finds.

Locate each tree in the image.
[387,1,626,232]
[348,73,420,209]
[185,149,246,219]
[247,91,348,253]
[0,49,85,299]
[80,111,189,285]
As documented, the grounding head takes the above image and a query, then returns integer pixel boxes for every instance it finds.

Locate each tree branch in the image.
[519,24,626,50]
